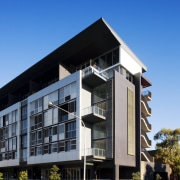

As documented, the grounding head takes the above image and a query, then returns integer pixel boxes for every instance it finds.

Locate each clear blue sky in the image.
[0,0,180,149]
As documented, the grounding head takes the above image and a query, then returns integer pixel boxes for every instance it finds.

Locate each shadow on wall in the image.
[144,163,168,180]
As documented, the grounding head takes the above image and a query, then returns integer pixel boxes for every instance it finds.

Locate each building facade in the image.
[0,18,168,180]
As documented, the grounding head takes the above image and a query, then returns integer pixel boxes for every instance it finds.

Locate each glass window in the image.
[31,132,36,146]
[65,141,70,151]
[30,147,35,156]
[59,141,65,152]
[37,130,42,144]
[30,98,42,115]
[12,137,16,150]
[51,143,58,153]
[43,145,49,154]
[43,91,58,110]
[21,120,27,134]
[36,146,42,155]
[93,122,106,139]
[71,82,76,99]
[53,108,58,124]
[59,124,65,140]
[65,121,76,139]
[44,109,52,127]
[71,140,76,150]
[21,135,27,148]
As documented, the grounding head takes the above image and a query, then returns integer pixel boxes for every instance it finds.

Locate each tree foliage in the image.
[132,171,141,180]
[49,165,61,180]
[19,170,28,180]
[154,128,180,175]
[0,172,3,180]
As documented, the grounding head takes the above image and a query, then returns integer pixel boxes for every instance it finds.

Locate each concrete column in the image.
[113,164,119,180]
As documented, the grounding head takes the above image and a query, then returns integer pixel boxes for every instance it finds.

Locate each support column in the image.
[113,164,119,180]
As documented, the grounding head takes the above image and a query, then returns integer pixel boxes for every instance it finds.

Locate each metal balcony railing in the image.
[141,113,152,132]
[141,148,154,162]
[141,95,152,116]
[82,66,109,80]
[82,148,106,159]
[142,90,152,101]
[141,130,152,147]
[82,106,106,117]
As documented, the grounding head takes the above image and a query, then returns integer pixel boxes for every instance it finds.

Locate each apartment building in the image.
[0,18,169,180]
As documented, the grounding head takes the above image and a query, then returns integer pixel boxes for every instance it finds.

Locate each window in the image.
[59,141,65,152]
[65,141,70,151]
[21,135,27,148]
[44,109,52,127]
[37,130,42,144]
[20,149,27,162]
[21,119,27,134]
[59,82,77,104]
[30,113,42,130]
[65,121,76,138]
[93,122,106,139]
[30,98,42,115]
[43,91,58,110]
[30,147,35,156]
[21,106,27,120]
[52,126,57,135]
[36,146,42,155]
[31,132,36,146]
[51,143,58,153]
[60,100,76,122]
[43,145,49,154]
[59,124,65,140]
[65,140,76,151]
[71,140,76,150]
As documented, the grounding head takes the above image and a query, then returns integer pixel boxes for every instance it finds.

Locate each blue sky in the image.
[0,0,180,149]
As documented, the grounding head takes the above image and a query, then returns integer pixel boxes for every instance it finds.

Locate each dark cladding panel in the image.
[114,70,136,166]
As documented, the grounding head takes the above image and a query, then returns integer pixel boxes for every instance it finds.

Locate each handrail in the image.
[141,130,152,147]
[141,113,152,132]
[82,148,106,158]
[141,95,152,116]
[141,148,154,162]
[82,105,106,117]
[142,90,152,101]
[82,66,109,79]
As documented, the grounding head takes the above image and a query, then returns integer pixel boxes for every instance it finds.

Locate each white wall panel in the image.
[120,47,142,75]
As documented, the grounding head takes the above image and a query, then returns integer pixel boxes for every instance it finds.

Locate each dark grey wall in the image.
[114,71,136,166]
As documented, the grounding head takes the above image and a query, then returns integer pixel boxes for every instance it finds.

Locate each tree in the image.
[19,170,28,180]
[49,165,61,180]
[0,172,3,180]
[132,171,141,180]
[155,173,162,180]
[154,128,180,176]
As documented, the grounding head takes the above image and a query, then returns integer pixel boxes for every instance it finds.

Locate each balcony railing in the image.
[142,90,152,101]
[82,148,106,159]
[141,95,152,116]
[141,148,154,162]
[82,66,109,80]
[141,130,152,148]
[141,113,152,132]
[82,106,106,117]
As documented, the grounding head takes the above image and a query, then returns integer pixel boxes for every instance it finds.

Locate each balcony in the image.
[141,130,151,148]
[141,148,154,162]
[141,95,152,117]
[82,148,106,160]
[141,113,152,132]
[142,90,152,101]
[82,66,108,88]
[82,106,106,123]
